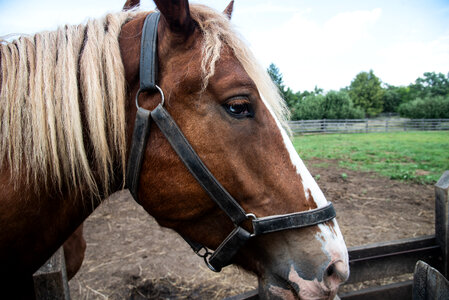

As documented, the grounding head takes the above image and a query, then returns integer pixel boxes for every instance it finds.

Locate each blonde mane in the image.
[0,11,138,196]
[0,5,288,199]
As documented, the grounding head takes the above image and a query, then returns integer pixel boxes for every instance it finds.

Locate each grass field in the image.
[292,131,449,184]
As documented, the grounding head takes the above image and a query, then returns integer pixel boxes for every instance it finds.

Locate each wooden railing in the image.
[288,118,449,134]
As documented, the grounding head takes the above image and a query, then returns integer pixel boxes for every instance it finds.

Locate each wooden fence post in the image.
[33,247,71,300]
[435,171,449,278]
[413,260,449,300]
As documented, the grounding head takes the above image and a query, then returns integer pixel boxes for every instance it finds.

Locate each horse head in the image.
[0,0,348,298]
[119,1,349,299]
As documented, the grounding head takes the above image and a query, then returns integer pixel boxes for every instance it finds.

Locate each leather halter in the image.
[125,12,336,272]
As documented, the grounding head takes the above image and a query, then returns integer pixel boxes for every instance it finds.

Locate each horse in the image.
[0,1,349,299]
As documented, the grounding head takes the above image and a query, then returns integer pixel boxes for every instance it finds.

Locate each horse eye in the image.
[223,98,254,118]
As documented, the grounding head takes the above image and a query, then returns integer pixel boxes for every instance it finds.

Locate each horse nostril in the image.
[326,264,335,277]
[324,261,349,289]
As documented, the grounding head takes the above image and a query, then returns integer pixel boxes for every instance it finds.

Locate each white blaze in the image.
[260,96,349,278]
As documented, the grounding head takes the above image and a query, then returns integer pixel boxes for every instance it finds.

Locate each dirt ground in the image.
[68,159,436,299]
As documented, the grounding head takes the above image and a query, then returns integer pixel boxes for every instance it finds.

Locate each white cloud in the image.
[235,3,303,14]
[247,8,383,91]
[323,8,381,52]
[376,35,449,86]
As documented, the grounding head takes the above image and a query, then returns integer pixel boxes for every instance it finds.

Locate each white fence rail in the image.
[288,118,449,134]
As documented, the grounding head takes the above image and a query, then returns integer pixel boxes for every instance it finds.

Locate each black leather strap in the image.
[182,235,205,254]
[125,12,160,200]
[139,12,160,91]
[252,202,336,235]
[150,104,248,225]
[125,107,151,201]
[208,227,251,272]
[206,204,335,271]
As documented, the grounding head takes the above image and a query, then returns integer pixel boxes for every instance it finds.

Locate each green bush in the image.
[323,91,365,119]
[291,91,365,120]
[398,95,449,118]
[292,94,324,120]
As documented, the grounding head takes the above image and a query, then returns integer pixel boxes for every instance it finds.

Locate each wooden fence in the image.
[227,171,449,300]
[288,118,449,134]
[33,247,70,300]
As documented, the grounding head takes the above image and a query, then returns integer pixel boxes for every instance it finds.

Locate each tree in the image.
[348,70,384,117]
[382,84,411,113]
[267,63,289,101]
[267,63,284,89]
[283,87,300,108]
[267,63,301,109]
[409,72,449,99]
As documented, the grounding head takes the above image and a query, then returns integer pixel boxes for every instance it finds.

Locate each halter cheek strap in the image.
[125,12,336,272]
[126,12,160,201]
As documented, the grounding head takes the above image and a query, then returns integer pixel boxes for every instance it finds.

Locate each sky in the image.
[1,0,448,92]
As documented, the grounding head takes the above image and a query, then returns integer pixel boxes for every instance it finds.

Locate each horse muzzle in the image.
[258,261,348,300]
[253,226,349,300]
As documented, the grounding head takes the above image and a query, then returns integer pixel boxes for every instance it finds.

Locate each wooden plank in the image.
[227,282,414,300]
[33,247,71,300]
[339,281,412,300]
[413,260,449,300]
[346,235,442,284]
[435,171,449,277]
[348,235,437,260]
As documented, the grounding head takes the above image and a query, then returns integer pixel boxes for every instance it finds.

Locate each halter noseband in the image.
[125,12,336,272]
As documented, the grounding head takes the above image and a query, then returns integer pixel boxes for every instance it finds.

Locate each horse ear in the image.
[153,0,195,37]
[123,0,140,11]
[223,0,234,19]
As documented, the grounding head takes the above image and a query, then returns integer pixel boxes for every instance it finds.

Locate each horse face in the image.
[120,1,349,299]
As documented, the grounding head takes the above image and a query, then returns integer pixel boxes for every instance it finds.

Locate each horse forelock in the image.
[0,11,138,198]
[189,4,291,130]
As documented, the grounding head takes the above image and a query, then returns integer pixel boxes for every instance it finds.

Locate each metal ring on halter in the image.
[194,246,211,259]
[245,213,257,237]
[135,85,165,109]
[194,246,219,272]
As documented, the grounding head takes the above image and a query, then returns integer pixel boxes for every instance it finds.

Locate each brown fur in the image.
[120,4,320,278]
[123,0,140,11]
[224,0,234,19]
[63,224,86,280]
[0,2,346,299]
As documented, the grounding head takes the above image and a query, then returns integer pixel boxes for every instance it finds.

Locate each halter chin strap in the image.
[126,12,336,272]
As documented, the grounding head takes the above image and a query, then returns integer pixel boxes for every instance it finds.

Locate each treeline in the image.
[268,64,449,120]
